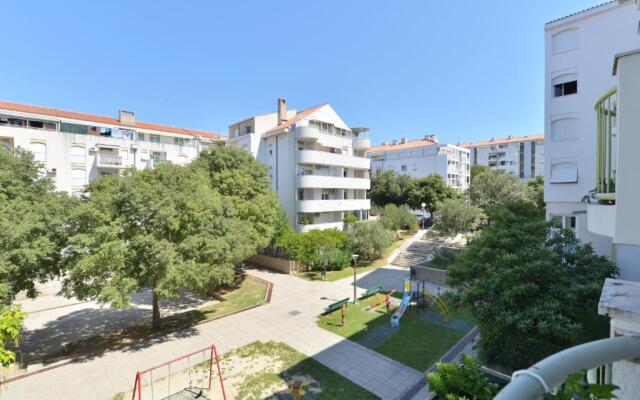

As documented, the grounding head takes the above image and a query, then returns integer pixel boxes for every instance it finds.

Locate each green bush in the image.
[427,355,499,400]
[380,204,416,231]
[347,221,395,261]
[343,213,358,225]
[275,228,350,270]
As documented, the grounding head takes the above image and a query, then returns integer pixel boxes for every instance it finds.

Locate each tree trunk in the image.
[152,291,161,330]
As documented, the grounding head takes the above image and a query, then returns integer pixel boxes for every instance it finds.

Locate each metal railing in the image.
[98,154,123,166]
[594,87,617,201]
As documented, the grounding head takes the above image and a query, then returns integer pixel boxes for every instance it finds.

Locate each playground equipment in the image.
[367,289,396,314]
[417,289,451,323]
[391,279,414,327]
[131,344,226,400]
[358,285,382,300]
[322,297,350,327]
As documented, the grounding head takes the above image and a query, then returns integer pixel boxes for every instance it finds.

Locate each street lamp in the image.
[421,202,427,230]
[351,254,359,304]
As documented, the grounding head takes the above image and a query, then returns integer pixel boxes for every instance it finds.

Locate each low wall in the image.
[248,254,296,275]
[411,265,447,285]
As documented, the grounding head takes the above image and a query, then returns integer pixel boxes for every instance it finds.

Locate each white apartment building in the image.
[0,101,224,194]
[367,136,470,192]
[544,0,640,263]
[461,134,544,180]
[227,99,371,232]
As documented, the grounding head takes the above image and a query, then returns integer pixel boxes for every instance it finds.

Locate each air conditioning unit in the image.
[88,147,97,153]
[46,168,57,177]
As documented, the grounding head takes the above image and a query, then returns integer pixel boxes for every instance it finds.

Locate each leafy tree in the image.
[427,355,499,400]
[379,204,416,232]
[347,221,395,261]
[467,170,532,210]
[271,207,294,246]
[470,164,491,180]
[0,306,26,367]
[369,169,412,207]
[63,165,260,330]
[447,201,617,371]
[544,370,618,400]
[192,146,280,248]
[433,198,483,237]
[527,175,545,211]
[408,174,456,213]
[343,212,359,226]
[0,147,74,303]
[276,229,350,270]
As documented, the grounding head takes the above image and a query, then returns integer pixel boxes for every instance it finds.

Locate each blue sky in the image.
[1,1,602,145]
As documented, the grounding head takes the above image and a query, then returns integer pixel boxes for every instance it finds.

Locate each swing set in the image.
[131,344,227,400]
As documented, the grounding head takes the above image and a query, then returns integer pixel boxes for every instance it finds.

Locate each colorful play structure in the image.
[391,278,450,327]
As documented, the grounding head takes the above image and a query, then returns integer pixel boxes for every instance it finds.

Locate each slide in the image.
[390,291,413,328]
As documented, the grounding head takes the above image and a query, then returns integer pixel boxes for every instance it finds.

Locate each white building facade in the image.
[228,99,371,232]
[544,0,640,262]
[0,101,223,194]
[367,136,470,192]
[462,134,544,180]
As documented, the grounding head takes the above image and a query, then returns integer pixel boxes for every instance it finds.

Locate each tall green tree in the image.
[347,221,395,261]
[470,164,491,180]
[527,175,545,211]
[467,170,532,210]
[63,165,261,330]
[408,174,456,213]
[433,198,483,237]
[447,201,617,371]
[379,204,416,232]
[368,169,412,207]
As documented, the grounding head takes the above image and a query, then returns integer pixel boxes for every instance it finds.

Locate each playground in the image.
[317,280,475,371]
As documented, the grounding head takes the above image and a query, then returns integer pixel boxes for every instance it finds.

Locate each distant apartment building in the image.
[367,136,470,192]
[461,134,544,180]
[227,98,371,232]
[0,101,223,194]
[544,0,640,265]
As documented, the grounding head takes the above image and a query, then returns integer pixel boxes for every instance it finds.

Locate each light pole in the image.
[421,202,426,230]
[351,254,359,304]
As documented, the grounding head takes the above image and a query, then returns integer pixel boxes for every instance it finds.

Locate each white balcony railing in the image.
[97,154,123,168]
[296,175,370,190]
[298,221,345,232]
[298,199,370,213]
[298,150,370,170]
[296,126,353,148]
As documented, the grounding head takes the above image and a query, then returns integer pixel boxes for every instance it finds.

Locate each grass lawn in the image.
[44,274,268,363]
[317,293,466,371]
[296,231,416,282]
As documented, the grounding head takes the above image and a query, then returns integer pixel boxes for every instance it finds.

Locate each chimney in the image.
[400,137,407,144]
[430,135,439,143]
[490,137,495,142]
[277,98,287,125]
[507,134,512,140]
[392,139,398,145]
[119,110,136,126]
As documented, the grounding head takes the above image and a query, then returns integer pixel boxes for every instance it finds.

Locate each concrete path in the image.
[4,268,426,400]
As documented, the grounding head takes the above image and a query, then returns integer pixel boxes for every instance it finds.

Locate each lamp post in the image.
[351,254,359,304]
[421,202,426,230]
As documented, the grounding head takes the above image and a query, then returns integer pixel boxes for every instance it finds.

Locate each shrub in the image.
[427,355,499,400]
[347,221,395,261]
[275,228,350,270]
[433,198,483,237]
[343,213,358,225]
[380,204,416,231]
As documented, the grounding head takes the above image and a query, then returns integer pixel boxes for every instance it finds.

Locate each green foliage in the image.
[408,174,457,212]
[433,198,483,236]
[379,204,416,231]
[544,370,618,400]
[447,201,617,371]
[369,169,412,207]
[64,157,274,329]
[271,207,294,246]
[468,170,533,210]
[0,306,26,367]
[0,147,74,303]
[276,229,350,271]
[470,164,491,180]
[346,221,395,261]
[527,175,545,211]
[427,355,499,400]
[428,247,463,271]
[343,213,359,226]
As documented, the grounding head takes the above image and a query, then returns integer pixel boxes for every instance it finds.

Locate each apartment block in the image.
[228,98,371,232]
[461,134,544,180]
[0,101,224,194]
[544,0,640,261]
[367,136,470,192]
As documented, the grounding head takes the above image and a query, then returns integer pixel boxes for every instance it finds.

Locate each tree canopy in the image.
[447,201,617,371]
[368,169,412,207]
[467,169,533,210]
[470,164,491,180]
[379,204,416,232]
[408,174,457,212]
[347,221,395,261]
[433,198,483,236]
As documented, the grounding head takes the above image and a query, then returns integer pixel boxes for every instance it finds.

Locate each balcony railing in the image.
[594,87,617,201]
[97,154,123,167]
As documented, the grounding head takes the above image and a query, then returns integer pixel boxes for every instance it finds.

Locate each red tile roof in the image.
[460,134,544,148]
[265,103,328,133]
[368,138,438,153]
[0,100,224,140]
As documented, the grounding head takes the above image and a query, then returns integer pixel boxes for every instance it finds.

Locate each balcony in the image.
[296,174,370,190]
[587,203,615,237]
[299,221,345,232]
[298,150,370,169]
[96,154,123,169]
[594,87,617,202]
[296,126,353,148]
[298,199,370,213]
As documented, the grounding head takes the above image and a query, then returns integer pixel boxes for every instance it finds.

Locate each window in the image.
[343,170,348,177]
[138,133,145,141]
[330,147,336,153]
[554,80,577,97]
[298,189,304,200]
[321,193,330,200]
[70,145,85,164]
[245,126,253,134]
[149,135,160,143]
[60,122,88,135]
[174,137,185,146]
[519,142,525,178]
[401,165,407,172]
[71,168,86,187]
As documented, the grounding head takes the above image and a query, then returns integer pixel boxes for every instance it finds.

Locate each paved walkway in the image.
[4,268,427,400]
